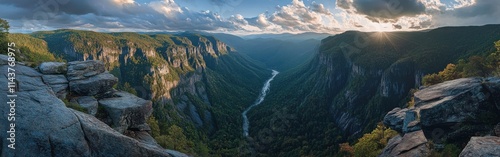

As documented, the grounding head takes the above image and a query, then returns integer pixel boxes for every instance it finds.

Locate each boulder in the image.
[67,60,106,81]
[383,107,408,132]
[69,72,117,96]
[402,109,420,133]
[42,75,68,99]
[98,91,153,133]
[38,62,67,74]
[379,130,430,157]
[414,78,498,127]
[0,62,187,157]
[459,136,500,157]
[71,96,98,116]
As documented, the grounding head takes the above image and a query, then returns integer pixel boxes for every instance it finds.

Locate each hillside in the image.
[247,24,500,156]
[18,29,271,156]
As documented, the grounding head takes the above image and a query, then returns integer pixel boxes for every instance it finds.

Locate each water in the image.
[242,70,279,137]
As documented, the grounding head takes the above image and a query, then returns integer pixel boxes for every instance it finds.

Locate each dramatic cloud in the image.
[0,0,498,34]
[338,0,426,23]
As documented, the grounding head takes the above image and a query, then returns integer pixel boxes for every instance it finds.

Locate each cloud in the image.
[311,2,332,15]
[392,24,402,29]
[0,0,498,34]
[337,0,426,23]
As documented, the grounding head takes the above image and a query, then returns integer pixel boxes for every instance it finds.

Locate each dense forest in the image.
[247,25,500,156]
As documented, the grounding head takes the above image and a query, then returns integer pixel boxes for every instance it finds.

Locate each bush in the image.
[351,123,398,157]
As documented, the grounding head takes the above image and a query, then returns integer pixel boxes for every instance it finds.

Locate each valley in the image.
[2,23,500,157]
[242,70,279,137]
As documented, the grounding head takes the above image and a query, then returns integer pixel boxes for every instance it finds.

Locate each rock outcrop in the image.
[459,136,500,157]
[381,77,500,157]
[98,91,153,134]
[379,130,430,157]
[0,55,187,157]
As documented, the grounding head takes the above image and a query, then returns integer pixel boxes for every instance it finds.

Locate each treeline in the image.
[423,41,500,86]
[0,18,61,65]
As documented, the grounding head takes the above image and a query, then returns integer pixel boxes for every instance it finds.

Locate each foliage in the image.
[0,18,9,53]
[338,143,354,157]
[422,41,500,86]
[148,115,161,138]
[116,82,137,95]
[352,123,398,157]
[155,125,195,153]
[62,99,87,113]
[429,144,461,157]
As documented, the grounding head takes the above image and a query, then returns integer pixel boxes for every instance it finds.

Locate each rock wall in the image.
[382,77,500,156]
[0,55,188,157]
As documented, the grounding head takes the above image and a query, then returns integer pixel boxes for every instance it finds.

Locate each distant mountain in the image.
[241,32,333,41]
[204,33,321,71]
[22,29,271,156]
[248,24,500,156]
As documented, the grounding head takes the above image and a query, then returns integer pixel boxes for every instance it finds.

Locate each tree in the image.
[0,18,9,53]
[147,115,160,138]
[352,123,398,157]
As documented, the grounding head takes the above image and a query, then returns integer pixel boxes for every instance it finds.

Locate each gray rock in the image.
[483,77,500,111]
[42,75,68,84]
[98,91,153,133]
[0,54,10,65]
[125,130,160,147]
[67,60,105,81]
[72,111,176,157]
[414,78,495,127]
[379,130,430,157]
[383,107,408,132]
[0,63,187,157]
[71,96,98,116]
[38,62,67,74]
[459,136,500,157]
[69,72,117,96]
[404,121,421,133]
[403,109,420,133]
[42,75,69,99]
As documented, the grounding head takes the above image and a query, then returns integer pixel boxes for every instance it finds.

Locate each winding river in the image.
[242,70,279,137]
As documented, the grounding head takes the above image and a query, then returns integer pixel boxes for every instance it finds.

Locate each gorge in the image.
[2,24,500,156]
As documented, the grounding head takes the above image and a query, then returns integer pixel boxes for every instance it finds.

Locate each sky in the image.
[0,0,499,35]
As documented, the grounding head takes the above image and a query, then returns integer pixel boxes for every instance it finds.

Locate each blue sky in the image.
[1,0,499,35]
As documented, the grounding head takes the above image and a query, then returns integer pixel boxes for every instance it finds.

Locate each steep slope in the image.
[26,30,271,156]
[248,24,500,156]
[210,33,320,71]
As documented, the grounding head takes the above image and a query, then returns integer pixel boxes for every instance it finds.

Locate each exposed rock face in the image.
[459,136,500,157]
[383,108,408,132]
[67,60,106,81]
[38,62,67,74]
[71,96,98,116]
[69,72,118,96]
[379,130,430,157]
[415,78,493,127]
[41,74,68,99]
[0,56,187,156]
[380,77,500,157]
[98,91,153,133]
[67,60,117,96]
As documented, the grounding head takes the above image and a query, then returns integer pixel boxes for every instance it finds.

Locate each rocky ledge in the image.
[381,77,500,157]
[0,55,188,157]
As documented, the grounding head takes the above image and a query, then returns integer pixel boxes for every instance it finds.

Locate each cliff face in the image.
[381,77,500,157]
[0,55,187,157]
[249,25,500,155]
[33,30,240,131]
[27,30,271,155]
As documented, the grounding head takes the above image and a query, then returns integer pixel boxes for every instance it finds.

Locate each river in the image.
[242,70,279,137]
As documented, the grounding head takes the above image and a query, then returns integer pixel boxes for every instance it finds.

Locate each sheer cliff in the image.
[248,25,500,156]
[26,30,271,155]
